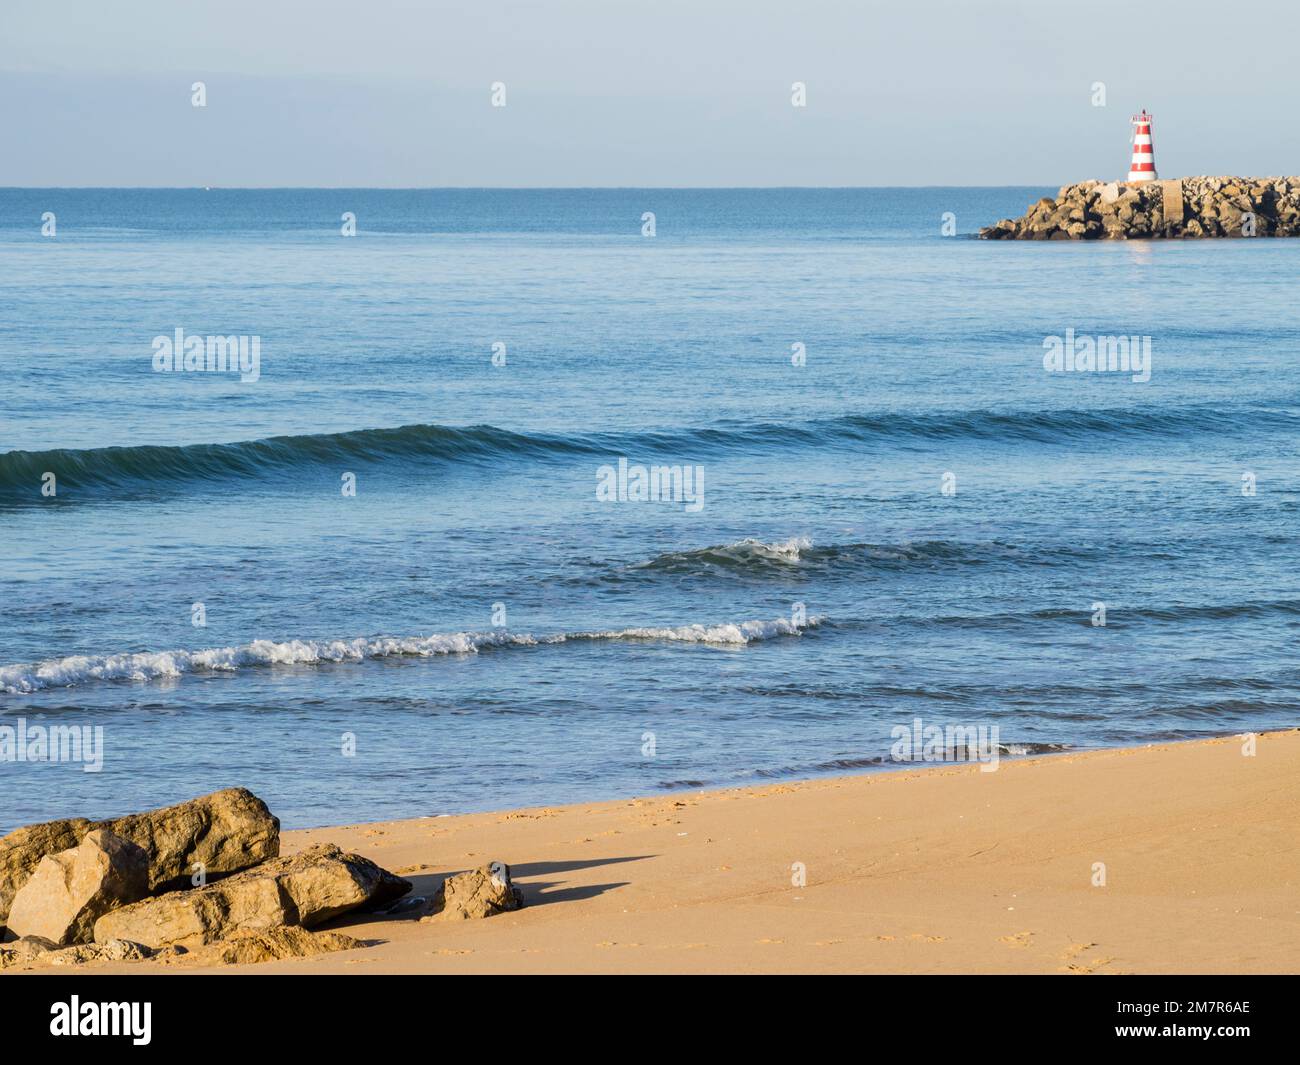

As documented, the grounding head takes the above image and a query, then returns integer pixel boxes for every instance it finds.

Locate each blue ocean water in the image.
[2,187,1298,833]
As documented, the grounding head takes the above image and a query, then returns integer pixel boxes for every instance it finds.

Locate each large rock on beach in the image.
[0,817,91,933]
[93,842,410,948]
[0,787,279,931]
[97,786,280,892]
[5,830,150,945]
[422,862,524,921]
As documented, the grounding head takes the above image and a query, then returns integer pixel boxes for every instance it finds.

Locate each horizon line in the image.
[0,183,1063,192]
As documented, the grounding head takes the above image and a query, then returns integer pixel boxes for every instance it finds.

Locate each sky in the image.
[4,0,1298,187]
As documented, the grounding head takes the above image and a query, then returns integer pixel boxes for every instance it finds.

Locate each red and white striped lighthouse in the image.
[1127,110,1157,182]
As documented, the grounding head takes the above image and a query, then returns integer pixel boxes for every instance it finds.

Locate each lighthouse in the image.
[1127,110,1157,183]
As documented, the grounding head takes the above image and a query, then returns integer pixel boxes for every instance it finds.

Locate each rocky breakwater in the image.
[980,176,1300,240]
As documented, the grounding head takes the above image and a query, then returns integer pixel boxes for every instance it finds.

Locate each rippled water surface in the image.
[2,188,1298,831]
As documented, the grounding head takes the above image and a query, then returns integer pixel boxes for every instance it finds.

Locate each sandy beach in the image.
[61,729,1289,976]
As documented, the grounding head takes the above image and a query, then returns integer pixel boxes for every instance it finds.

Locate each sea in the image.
[2,187,1297,833]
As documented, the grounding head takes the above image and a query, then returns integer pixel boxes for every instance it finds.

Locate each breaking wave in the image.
[0,615,821,694]
[630,536,1064,579]
[635,537,814,573]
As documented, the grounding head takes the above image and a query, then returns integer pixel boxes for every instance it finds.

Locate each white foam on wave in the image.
[637,536,815,570]
[575,616,814,644]
[735,536,813,561]
[0,615,821,694]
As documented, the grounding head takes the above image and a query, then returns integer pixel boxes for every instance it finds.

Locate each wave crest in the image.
[0,615,821,694]
[631,536,1047,579]
[4,402,1293,499]
[636,537,813,573]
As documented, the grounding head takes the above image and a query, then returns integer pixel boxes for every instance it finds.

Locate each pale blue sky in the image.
[4,0,1297,186]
